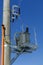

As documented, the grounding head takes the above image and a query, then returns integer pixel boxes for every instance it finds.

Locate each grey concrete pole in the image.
[3,0,10,65]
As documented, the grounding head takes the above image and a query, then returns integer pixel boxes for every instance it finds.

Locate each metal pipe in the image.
[1,25,5,65]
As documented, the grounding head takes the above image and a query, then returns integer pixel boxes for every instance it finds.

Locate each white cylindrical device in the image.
[3,0,10,65]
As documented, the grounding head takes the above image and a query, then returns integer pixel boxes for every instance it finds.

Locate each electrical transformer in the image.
[15,27,30,48]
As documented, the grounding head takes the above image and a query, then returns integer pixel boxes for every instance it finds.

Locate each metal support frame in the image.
[10,48,24,65]
[4,37,37,65]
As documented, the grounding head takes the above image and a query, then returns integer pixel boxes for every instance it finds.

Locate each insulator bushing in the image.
[12,5,20,22]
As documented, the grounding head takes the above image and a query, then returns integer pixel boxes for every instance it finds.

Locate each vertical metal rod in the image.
[1,25,5,65]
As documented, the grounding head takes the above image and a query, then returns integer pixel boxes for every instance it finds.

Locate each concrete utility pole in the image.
[2,0,10,65]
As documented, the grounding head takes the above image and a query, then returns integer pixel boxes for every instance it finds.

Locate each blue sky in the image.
[0,0,43,65]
